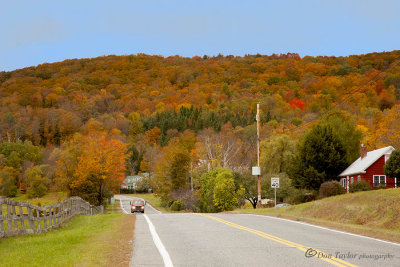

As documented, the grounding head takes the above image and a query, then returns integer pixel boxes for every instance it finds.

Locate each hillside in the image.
[0,51,400,147]
[1,51,400,206]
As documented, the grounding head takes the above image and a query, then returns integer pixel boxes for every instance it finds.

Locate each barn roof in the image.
[339,146,395,177]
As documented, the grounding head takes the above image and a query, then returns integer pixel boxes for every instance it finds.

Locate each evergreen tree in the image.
[384,150,400,179]
[289,124,347,190]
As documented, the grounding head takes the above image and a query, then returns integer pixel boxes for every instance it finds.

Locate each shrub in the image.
[119,188,136,194]
[28,180,48,198]
[26,166,50,198]
[319,181,345,198]
[213,170,239,211]
[349,181,371,193]
[171,188,200,212]
[292,190,317,204]
[199,168,239,212]
[376,183,387,190]
[0,170,18,197]
[170,200,183,211]
[135,176,152,193]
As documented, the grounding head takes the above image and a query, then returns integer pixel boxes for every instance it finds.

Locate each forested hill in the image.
[0,51,400,147]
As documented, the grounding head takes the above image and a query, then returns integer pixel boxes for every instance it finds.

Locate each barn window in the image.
[373,175,386,186]
[340,178,346,188]
[351,177,354,184]
[357,175,361,182]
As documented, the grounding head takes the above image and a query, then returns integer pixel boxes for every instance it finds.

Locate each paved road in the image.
[114,197,400,266]
[115,195,161,214]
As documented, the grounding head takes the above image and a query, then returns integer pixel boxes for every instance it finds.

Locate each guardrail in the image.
[0,196,104,238]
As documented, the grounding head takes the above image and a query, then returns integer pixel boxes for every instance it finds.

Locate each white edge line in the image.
[238,213,400,247]
[144,214,174,267]
[119,198,130,214]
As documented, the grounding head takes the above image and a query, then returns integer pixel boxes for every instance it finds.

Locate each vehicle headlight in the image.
[141,206,144,209]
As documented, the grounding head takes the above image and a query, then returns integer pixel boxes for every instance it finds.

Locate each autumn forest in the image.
[1,51,400,209]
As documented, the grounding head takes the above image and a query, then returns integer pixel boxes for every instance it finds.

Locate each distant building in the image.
[339,145,398,192]
[121,173,149,189]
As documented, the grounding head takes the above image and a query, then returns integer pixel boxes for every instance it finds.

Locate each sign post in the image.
[252,166,261,204]
[271,177,279,207]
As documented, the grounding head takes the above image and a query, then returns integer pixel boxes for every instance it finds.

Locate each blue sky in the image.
[1,0,399,71]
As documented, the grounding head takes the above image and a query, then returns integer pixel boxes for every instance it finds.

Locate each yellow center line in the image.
[197,213,358,267]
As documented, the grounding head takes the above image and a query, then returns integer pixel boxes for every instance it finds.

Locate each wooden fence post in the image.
[0,199,3,233]
[27,204,35,232]
[12,203,18,231]
[18,202,25,234]
[7,201,12,233]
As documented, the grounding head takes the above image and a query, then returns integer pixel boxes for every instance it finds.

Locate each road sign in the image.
[252,166,260,176]
[271,177,279,188]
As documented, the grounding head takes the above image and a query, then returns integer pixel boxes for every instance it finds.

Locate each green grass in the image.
[0,213,128,267]
[12,192,68,206]
[125,193,169,212]
[234,188,400,242]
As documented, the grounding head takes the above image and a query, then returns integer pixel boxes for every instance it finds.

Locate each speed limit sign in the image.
[271,177,280,188]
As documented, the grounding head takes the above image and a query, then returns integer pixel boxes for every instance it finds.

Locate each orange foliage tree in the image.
[370,105,400,149]
[70,134,127,205]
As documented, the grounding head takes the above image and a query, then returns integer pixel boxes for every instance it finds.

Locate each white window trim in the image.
[340,178,346,188]
[373,175,386,184]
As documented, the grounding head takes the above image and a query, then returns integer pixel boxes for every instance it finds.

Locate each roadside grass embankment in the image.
[234,188,400,243]
[126,193,169,213]
[0,197,135,267]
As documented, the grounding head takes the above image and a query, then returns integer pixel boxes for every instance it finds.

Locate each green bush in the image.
[170,200,183,211]
[199,168,241,212]
[26,166,50,198]
[0,170,18,197]
[376,183,387,190]
[349,181,371,193]
[319,181,345,198]
[28,182,48,198]
[292,190,317,204]
[135,176,152,193]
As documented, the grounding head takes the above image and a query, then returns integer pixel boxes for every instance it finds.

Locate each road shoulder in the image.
[231,211,400,244]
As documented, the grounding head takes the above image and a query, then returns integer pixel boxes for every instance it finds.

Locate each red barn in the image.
[339,145,397,192]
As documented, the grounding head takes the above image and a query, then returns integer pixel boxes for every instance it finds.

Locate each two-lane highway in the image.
[114,196,400,266]
[115,195,161,215]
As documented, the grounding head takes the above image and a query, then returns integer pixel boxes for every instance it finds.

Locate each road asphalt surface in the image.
[114,195,400,267]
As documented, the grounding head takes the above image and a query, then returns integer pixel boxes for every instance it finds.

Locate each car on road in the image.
[131,200,145,213]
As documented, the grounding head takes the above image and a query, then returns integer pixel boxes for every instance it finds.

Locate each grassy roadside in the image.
[0,197,135,267]
[233,188,400,243]
[125,193,169,213]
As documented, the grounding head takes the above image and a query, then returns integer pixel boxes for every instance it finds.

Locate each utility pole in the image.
[256,103,261,208]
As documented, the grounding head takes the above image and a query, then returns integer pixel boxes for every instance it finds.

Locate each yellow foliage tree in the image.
[70,134,127,205]
[371,105,400,149]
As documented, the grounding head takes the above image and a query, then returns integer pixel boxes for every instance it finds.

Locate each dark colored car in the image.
[131,200,145,213]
